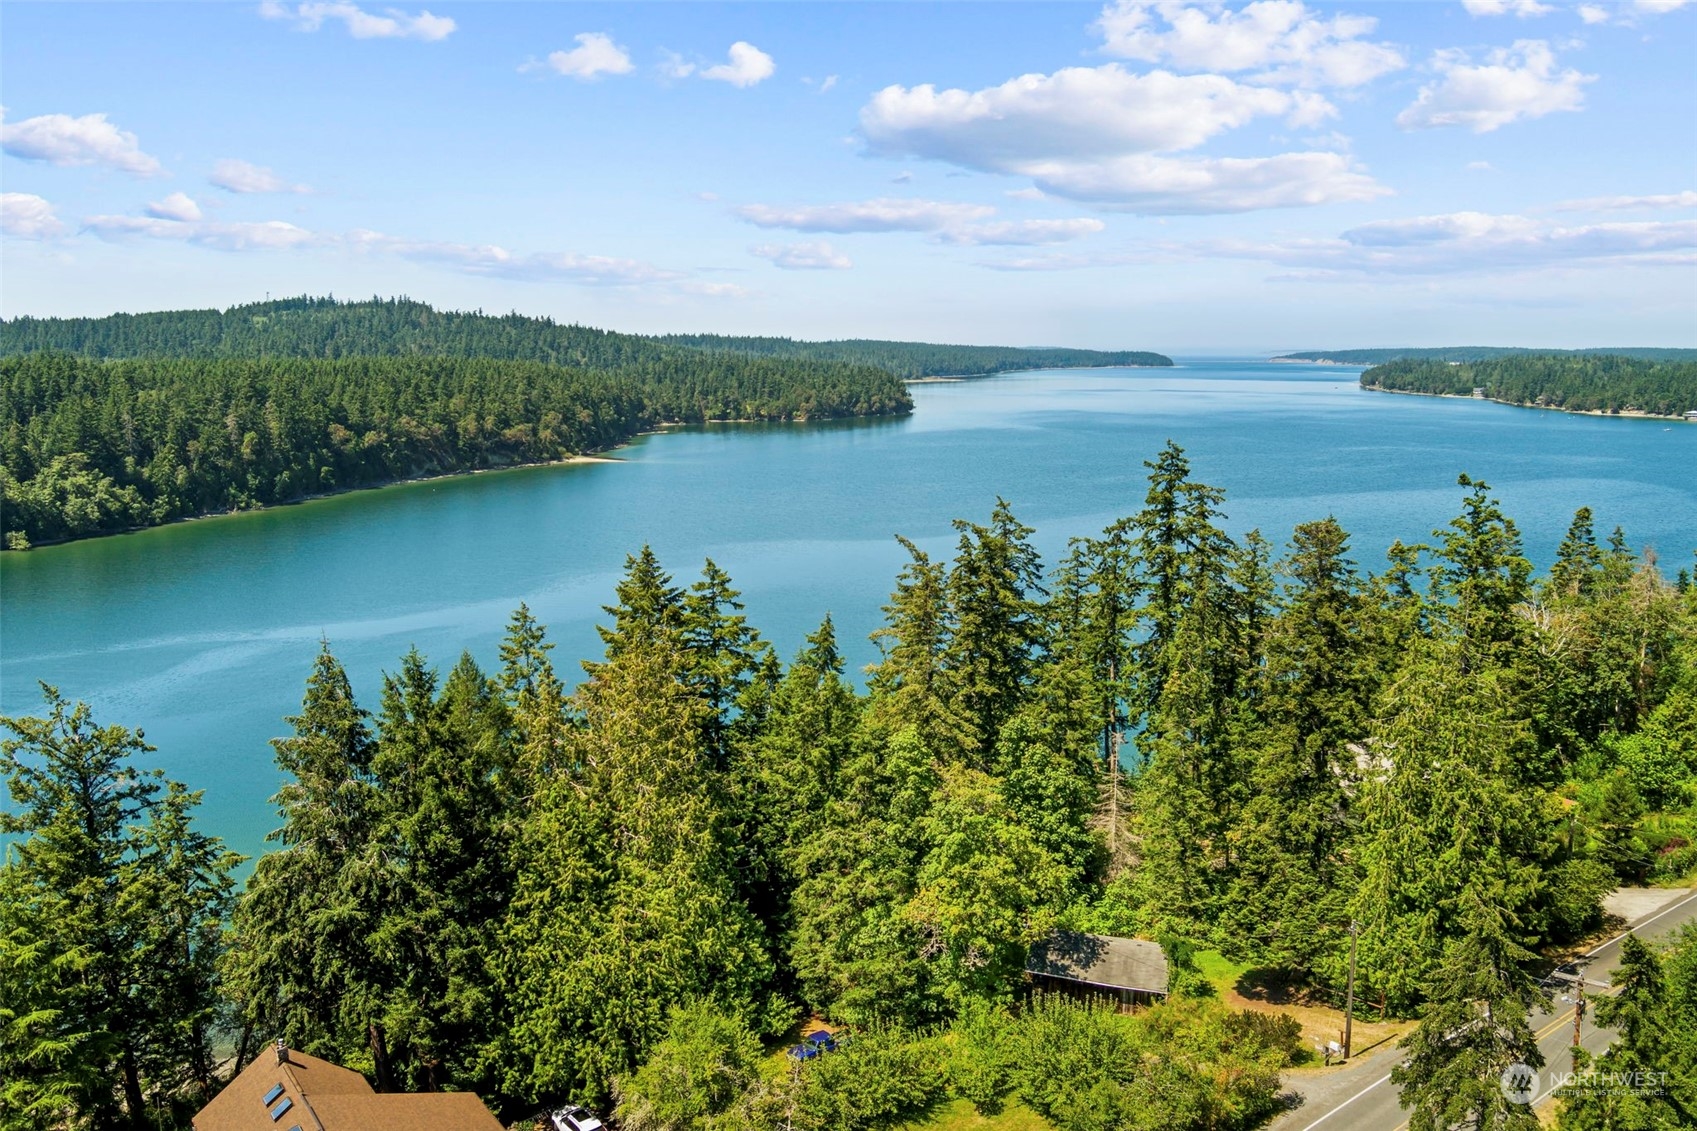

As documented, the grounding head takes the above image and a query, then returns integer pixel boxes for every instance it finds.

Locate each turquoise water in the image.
[3,360,1693,859]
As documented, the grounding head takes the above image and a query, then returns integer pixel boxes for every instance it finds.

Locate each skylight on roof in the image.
[270,1097,293,1121]
[262,1083,284,1105]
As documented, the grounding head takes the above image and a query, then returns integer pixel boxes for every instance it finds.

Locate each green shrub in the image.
[947,1000,1017,1114]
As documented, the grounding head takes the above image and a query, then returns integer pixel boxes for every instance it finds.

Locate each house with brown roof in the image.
[193,1041,504,1131]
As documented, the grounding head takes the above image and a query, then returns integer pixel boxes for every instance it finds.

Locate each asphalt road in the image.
[1268,886,1697,1131]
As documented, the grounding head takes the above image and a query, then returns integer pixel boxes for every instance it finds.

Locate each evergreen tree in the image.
[789,728,940,1025]
[867,537,974,758]
[1348,646,1549,1013]
[944,499,1047,765]
[1129,441,1234,718]
[225,645,384,1078]
[500,636,771,1107]
[1,688,239,1129]
[367,650,513,1091]
[1430,475,1533,672]
[728,616,860,990]
[498,602,568,783]
[1223,518,1368,976]
[593,546,685,666]
[682,559,764,767]
[1548,507,1603,602]
[1393,887,1545,1131]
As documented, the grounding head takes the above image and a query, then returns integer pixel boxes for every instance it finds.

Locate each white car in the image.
[551,1104,604,1131]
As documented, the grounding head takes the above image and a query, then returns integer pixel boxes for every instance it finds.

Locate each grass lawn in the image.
[1191,948,1413,1067]
[896,1097,1055,1131]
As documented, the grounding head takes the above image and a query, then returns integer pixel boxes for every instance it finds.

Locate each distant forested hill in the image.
[653,334,1172,377]
[1276,346,1697,364]
[0,295,681,368]
[0,350,910,548]
[1361,354,1697,417]
[0,296,1172,376]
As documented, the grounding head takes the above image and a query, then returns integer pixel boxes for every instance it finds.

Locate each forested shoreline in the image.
[0,296,1172,375]
[1277,346,1697,365]
[651,335,1172,377]
[1360,354,1697,418]
[5,447,1695,1130]
[0,296,1185,550]
[0,350,910,549]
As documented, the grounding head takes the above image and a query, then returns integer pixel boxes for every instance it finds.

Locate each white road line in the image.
[1296,1072,1395,1131]
[1584,887,1697,959]
[1291,887,1697,1131]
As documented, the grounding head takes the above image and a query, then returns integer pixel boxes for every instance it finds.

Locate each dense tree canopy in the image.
[4,448,1695,1130]
[1277,347,1697,364]
[1361,354,1697,417]
[0,349,909,547]
[653,334,1172,377]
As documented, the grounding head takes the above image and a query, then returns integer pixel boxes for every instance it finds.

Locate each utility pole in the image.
[1343,919,1358,1060]
[1572,960,1588,1074]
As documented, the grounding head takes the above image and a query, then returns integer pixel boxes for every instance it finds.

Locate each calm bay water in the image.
[3,360,1694,860]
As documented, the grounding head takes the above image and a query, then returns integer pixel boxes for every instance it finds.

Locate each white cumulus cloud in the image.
[701,41,776,87]
[209,158,309,194]
[1554,190,1697,211]
[857,65,1383,214]
[751,241,854,269]
[0,111,162,176]
[84,213,321,252]
[259,1,455,40]
[862,66,1304,165]
[1461,0,1553,17]
[1198,210,1697,275]
[736,197,997,233]
[938,218,1108,245]
[1397,40,1593,133]
[348,231,682,284]
[75,205,686,287]
[532,32,634,79]
[146,192,203,221]
[736,197,1113,245]
[1,193,68,239]
[1094,1,1405,88]
[1021,150,1388,213]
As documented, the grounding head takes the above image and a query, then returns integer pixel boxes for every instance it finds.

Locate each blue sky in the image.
[2,1,1693,351]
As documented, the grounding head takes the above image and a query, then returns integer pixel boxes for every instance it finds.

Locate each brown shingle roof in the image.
[194,1046,502,1131]
[310,1093,505,1131]
[1026,931,1169,995]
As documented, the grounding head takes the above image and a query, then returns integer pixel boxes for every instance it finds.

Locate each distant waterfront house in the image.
[1026,931,1169,1008]
[193,1042,504,1131]
[1685,410,1697,420]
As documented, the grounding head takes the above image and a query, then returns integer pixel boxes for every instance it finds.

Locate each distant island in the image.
[1274,346,1697,365]
[0,296,1169,549]
[1360,353,1697,420]
[654,334,1172,377]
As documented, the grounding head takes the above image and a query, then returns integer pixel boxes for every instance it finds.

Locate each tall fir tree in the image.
[1222,518,1369,976]
[682,559,765,768]
[945,499,1047,766]
[225,644,385,1078]
[1,688,239,1130]
[1393,887,1545,1131]
[866,536,975,759]
[499,634,771,1108]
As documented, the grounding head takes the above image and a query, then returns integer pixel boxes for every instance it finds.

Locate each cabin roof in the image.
[193,1046,503,1131]
[1026,930,1169,995]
